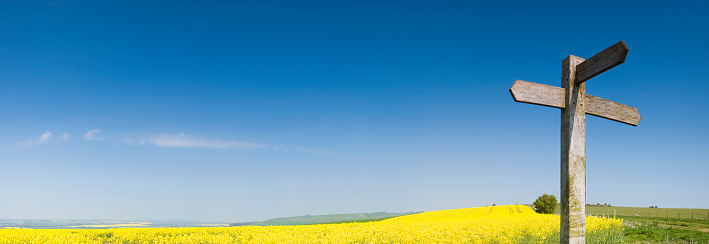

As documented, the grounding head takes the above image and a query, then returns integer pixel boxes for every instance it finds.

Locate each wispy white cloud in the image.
[10,130,337,156]
[84,128,100,140]
[119,138,134,145]
[15,131,53,148]
[38,131,52,143]
[148,133,268,149]
[273,145,340,157]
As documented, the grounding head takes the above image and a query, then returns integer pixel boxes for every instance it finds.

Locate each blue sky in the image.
[1,1,708,221]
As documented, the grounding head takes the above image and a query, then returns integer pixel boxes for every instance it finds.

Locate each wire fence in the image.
[587,210,709,221]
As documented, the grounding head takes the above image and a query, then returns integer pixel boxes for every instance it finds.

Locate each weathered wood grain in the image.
[509,80,565,108]
[575,41,628,83]
[585,95,641,126]
[561,55,587,244]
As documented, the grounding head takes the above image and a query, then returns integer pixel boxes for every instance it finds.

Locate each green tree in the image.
[533,194,558,214]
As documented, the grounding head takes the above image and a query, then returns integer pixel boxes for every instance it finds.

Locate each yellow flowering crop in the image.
[0,205,623,243]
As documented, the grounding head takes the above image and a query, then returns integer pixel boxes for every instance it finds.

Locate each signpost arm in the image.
[575,41,628,83]
[561,55,587,244]
[585,94,641,126]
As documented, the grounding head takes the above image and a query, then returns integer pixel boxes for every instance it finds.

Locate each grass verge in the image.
[621,216,709,243]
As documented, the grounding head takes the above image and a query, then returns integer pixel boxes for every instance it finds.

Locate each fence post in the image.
[614,209,616,218]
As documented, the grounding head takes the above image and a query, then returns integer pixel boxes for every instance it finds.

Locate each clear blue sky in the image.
[1,1,707,221]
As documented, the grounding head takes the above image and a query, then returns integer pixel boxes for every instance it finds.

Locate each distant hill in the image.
[251,212,413,226]
[0,219,235,229]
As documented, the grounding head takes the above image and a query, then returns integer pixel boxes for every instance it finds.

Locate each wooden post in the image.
[509,41,637,244]
[560,55,586,244]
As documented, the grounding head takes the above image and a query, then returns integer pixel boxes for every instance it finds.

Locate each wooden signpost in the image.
[509,41,640,244]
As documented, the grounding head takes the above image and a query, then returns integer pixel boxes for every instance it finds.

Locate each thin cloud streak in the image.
[146,133,338,156]
[273,145,341,157]
[148,133,268,149]
[297,148,340,157]
[8,131,337,156]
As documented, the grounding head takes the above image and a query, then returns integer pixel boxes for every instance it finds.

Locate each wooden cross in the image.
[509,41,640,244]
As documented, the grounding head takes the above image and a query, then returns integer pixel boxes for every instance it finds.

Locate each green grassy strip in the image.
[618,215,709,231]
[624,224,709,243]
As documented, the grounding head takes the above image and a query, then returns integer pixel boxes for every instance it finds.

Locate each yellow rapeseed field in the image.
[0,205,623,243]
